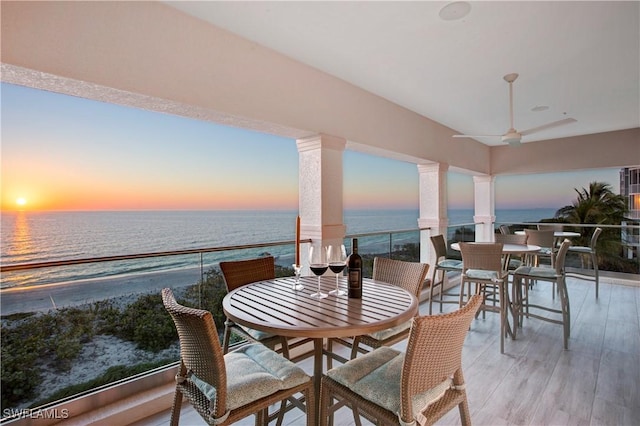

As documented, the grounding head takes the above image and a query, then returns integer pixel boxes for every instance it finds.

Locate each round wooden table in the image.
[223,275,418,424]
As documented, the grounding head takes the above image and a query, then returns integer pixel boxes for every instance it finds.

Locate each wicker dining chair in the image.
[459,242,510,353]
[161,288,315,426]
[326,257,429,367]
[512,239,572,349]
[567,227,602,299]
[494,232,528,272]
[537,223,565,249]
[537,223,564,232]
[219,256,290,357]
[353,257,429,357]
[524,229,556,268]
[498,224,512,235]
[429,234,463,315]
[319,295,482,426]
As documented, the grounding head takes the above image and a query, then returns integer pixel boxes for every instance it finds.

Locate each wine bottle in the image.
[347,238,362,298]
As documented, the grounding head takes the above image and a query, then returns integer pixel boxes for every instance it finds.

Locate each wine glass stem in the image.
[318,276,321,293]
[335,274,339,290]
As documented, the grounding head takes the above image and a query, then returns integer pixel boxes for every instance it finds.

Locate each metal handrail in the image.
[0,238,312,273]
[2,221,637,274]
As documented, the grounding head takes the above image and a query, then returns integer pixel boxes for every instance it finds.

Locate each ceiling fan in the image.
[453,73,577,146]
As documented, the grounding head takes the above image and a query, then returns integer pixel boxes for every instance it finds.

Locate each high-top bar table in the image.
[514,230,581,239]
[222,275,418,424]
[450,242,542,260]
[514,230,581,248]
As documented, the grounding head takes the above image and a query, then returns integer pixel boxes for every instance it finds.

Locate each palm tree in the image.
[555,181,627,225]
[555,181,629,271]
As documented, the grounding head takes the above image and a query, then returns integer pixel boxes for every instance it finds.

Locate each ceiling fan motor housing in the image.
[501,130,521,145]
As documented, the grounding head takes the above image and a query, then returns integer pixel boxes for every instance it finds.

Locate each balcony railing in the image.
[1,223,638,423]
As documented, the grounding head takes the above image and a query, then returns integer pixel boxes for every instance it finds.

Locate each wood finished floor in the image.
[134,276,639,426]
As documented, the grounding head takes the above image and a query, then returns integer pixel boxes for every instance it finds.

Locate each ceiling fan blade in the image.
[520,117,577,136]
[452,134,502,138]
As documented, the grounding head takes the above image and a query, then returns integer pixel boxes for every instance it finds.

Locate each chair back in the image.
[372,257,429,299]
[430,234,448,260]
[161,288,227,417]
[499,224,511,235]
[399,295,482,421]
[495,233,527,245]
[459,242,504,273]
[590,227,603,249]
[554,239,572,275]
[524,229,555,249]
[537,224,564,232]
[219,256,275,292]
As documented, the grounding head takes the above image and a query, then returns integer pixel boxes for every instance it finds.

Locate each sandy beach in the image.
[1,267,204,409]
[0,267,203,316]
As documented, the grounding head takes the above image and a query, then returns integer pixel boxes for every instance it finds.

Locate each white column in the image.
[417,163,449,268]
[296,134,347,269]
[473,175,496,242]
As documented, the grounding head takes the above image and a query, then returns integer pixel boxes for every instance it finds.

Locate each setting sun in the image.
[16,197,27,206]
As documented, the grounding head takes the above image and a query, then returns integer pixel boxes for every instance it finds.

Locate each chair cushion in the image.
[239,324,276,341]
[326,347,403,414]
[507,259,523,270]
[437,259,463,269]
[464,269,502,282]
[221,344,310,410]
[367,320,411,341]
[326,346,454,421]
[513,266,558,279]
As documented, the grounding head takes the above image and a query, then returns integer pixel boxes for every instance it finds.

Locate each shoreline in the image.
[0,267,204,316]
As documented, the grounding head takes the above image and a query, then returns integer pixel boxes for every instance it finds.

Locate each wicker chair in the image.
[524,229,556,268]
[326,257,429,367]
[459,242,510,353]
[354,257,429,356]
[319,295,482,426]
[161,288,315,426]
[219,256,290,357]
[429,234,463,315]
[498,224,512,235]
[537,223,564,232]
[512,239,572,349]
[495,232,528,272]
[567,227,602,299]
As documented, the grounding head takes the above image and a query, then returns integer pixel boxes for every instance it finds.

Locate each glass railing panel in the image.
[345,229,420,278]
[0,242,307,418]
[444,223,477,260]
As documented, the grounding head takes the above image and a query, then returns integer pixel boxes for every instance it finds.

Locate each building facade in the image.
[620,167,640,259]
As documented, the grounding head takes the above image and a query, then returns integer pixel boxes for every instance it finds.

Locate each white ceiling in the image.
[166,1,639,146]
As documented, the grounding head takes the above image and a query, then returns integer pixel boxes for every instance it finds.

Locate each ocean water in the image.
[0,208,556,288]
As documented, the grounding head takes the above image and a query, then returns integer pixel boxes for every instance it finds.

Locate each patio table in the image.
[222,275,418,424]
[515,230,581,248]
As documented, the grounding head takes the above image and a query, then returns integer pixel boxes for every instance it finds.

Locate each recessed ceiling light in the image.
[439,2,471,21]
[532,105,550,112]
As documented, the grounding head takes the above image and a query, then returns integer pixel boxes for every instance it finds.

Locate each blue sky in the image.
[1,82,620,212]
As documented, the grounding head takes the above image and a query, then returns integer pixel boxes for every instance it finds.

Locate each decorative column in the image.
[417,163,449,267]
[473,175,496,242]
[296,134,347,270]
